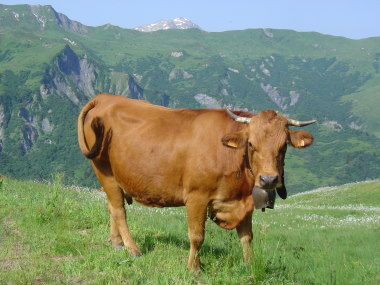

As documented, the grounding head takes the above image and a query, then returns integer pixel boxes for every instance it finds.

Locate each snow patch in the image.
[134,17,201,32]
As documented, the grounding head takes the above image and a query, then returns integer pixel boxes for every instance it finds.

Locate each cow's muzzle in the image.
[252,187,276,210]
[259,175,278,189]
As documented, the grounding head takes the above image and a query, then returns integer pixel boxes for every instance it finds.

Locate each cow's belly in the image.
[114,171,185,208]
[132,195,184,207]
[123,187,185,207]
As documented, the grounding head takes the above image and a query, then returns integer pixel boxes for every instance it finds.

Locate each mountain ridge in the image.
[3,4,379,39]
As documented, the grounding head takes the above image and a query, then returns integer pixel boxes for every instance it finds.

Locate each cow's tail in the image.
[77,100,104,159]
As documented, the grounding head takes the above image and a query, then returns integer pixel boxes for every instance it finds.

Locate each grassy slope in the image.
[342,73,380,138]
[78,27,379,70]
[1,178,379,284]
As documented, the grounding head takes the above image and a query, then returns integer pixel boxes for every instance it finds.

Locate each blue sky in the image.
[1,0,379,39]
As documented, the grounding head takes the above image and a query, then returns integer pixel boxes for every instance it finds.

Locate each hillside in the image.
[0,4,379,193]
[284,179,380,207]
[1,178,379,283]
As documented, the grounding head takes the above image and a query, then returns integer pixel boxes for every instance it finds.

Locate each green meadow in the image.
[1,177,379,284]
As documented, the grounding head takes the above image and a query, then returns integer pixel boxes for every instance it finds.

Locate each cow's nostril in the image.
[259,175,278,188]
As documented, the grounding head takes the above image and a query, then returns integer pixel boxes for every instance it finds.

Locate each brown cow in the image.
[77,93,315,272]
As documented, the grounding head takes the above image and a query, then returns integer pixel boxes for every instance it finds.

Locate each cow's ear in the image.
[288,130,313,148]
[221,132,247,149]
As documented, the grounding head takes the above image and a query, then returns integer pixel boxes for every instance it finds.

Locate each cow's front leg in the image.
[185,196,208,273]
[236,211,253,263]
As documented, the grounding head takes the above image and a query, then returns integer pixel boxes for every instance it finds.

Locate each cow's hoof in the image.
[190,267,201,275]
[130,249,142,258]
[112,244,124,250]
[132,253,142,258]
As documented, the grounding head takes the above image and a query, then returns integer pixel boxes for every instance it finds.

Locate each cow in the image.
[77,93,315,273]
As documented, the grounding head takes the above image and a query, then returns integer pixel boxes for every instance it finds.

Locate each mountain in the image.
[0,4,379,193]
[134,17,201,32]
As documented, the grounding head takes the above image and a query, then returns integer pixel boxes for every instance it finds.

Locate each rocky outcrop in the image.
[348,121,362,130]
[18,107,39,155]
[171,51,184,58]
[194,94,221,108]
[56,46,96,98]
[261,83,301,110]
[128,76,144,100]
[261,83,286,109]
[289,91,300,106]
[44,46,147,105]
[169,69,193,81]
[263,28,274,38]
[46,45,98,105]
[41,117,54,133]
[110,72,130,96]
[260,64,271,77]
[39,84,49,99]
[0,104,4,152]
[322,121,343,131]
[29,5,48,29]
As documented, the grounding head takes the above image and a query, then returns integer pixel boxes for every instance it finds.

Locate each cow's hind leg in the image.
[108,200,123,249]
[103,181,141,257]
[236,211,253,263]
[107,192,133,249]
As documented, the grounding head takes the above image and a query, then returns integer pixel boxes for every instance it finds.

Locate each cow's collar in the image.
[244,142,254,176]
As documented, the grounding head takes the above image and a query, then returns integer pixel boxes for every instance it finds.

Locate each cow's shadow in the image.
[138,232,230,258]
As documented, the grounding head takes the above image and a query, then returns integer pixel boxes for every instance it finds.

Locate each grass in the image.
[1,177,379,284]
[342,73,380,138]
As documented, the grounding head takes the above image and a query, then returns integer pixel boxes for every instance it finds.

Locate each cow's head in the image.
[222,109,315,199]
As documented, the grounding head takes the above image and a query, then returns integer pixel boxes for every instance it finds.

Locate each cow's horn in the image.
[287,119,317,127]
[226,109,251,124]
